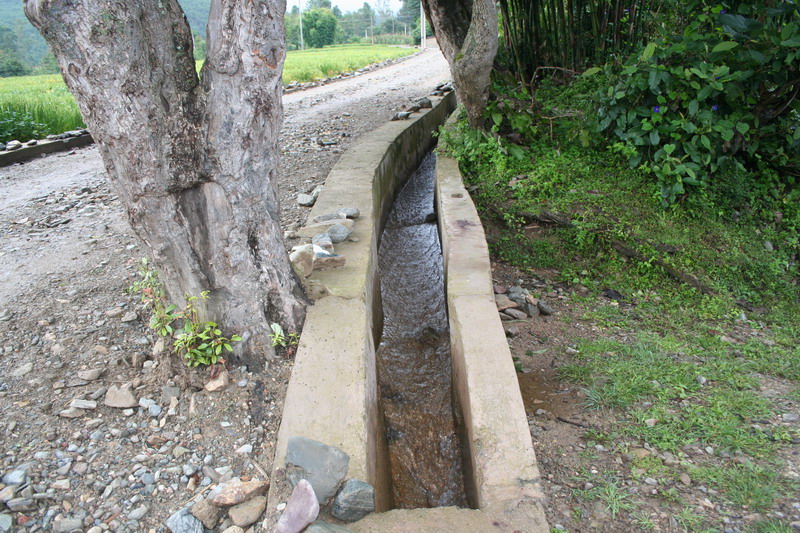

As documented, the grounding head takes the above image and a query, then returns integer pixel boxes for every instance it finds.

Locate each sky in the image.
[286,0,406,14]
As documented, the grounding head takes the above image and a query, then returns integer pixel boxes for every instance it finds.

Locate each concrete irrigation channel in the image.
[265,92,549,532]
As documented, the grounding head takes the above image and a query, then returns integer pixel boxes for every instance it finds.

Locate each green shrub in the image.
[596,2,800,204]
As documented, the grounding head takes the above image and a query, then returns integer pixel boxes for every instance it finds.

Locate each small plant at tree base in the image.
[128,259,242,367]
[269,322,300,348]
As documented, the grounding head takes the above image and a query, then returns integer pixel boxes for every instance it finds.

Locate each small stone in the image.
[679,473,692,486]
[290,244,315,278]
[0,514,11,533]
[764,241,774,251]
[105,307,124,318]
[161,385,181,404]
[537,300,555,315]
[173,446,190,458]
[391,111,411,120]
[12,362,33,377]
[104,384,138,408]
[696,376,707,386]
[336,208,360,219]
[149,404,163,417]
[190,499,223,529]
[221,527,245,533]
[416,97,433,108]
[205,369,230,392]
[781,413,799,422]
[311,233,334,251]
[644,418,657,427]
[128,505,149,520]
[297,193,317,207]
[503,308,528,320]
[2,469,28,486]
[644,477,658,486]
[0,486,15,502]
[5,140,21,151]
[77,368,104,381]
[166,507,204,533]
[297,219,354,238]
[286,436,350,504]
[235,444,253,454]
[630,448,650,459]
[121,311,138,322]
[313,252,346,271]
[276,479,320,533]
[494,294,518,311]
[59,407,85,418]
[211,480,270,507]
[228,495,267,527]
[50,479,70,490]
[6,497,36,511]
[331,479,374,522]
[53,518,84,532]
[326,223,352,243]
[69,399,97,410]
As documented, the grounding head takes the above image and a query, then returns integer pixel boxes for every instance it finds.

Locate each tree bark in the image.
[423,0,497,127]
[25,0,305,371]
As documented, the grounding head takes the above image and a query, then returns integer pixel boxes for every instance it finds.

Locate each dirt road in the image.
[0,47,449,532]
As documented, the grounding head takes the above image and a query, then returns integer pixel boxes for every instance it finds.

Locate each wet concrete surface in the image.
[376,153,468,509]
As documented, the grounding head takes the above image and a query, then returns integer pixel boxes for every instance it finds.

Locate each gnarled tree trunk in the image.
[423,0,497,127]
[25,0,305,371]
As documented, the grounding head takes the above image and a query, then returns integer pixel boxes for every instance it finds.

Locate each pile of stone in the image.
[1,129,90,152]
[390,96,434,121]
[166,478,270,532]
[430,82,453,97]
[494,280,555,335]
[289,208,360,278]
[274,437,375,533]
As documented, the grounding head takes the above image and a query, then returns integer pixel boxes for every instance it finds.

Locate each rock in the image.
[190,499,224,529]
[2,468,28,485]
[297,193,317,207]
[50,479,70,490]
[494,294,519,311]
[416,97,433,108]
[391,112,411,121]
[6,497,36,511]
[228,495,266,527]
[644,477,658,486]
[311,233,334,251]
[162,385,181,404]
[221,527,245,533]
[235,444,253,454]
[537,300,555,315]
[286,436,350,504]
[337,208,360,219]
[504,323,521,337]
[644,418,657,427]
[77,368,104,381]
[331,479,374,522]
[69,399,97,410]
[104,384,138,408]
[326,223,352,243]
[290,244,315,278]
[53,518,83,532]
[313,252,346,271]
[306,522,355,533]
[504,308,528,320]
[679,473,692,486]
[297,218,354,238]
[276,479,320,533]
[59,407,85,418]
[210,480,269,507]
[205,369,230,392]
[121,311,138,322]
[166,507,204,533]
[0,514,11,533]
[11,362,33,377]
[5,140,21,151]
[148,404,163,417]
[312,213,346,224]
[764,241,774,251]
[105,307,124,318]
[781,413,799,422]
[0,486,15,502]
[128,505,149,520]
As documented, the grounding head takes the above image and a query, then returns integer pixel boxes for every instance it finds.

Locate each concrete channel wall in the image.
[266,96,549,532]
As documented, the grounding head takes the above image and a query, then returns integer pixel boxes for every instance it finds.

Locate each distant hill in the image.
[0,0,212,69]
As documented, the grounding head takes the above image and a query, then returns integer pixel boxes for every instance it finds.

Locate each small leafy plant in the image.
[269,322,299,348]
[128,258,242,367]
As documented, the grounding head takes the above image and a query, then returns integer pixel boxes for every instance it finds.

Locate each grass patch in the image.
[690,463,793,511]
[573,478,637,519]
[1,44,415,142]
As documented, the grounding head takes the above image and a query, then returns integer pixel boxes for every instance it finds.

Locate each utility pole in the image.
[298,0,305,50]
[420,1,426,49]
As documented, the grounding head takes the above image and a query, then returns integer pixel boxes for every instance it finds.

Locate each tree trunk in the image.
[423,0,497,127]
[25,0,306,371]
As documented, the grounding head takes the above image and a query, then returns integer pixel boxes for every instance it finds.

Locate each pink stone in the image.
[275,480,320,533]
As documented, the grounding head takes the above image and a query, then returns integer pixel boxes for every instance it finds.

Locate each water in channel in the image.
[376,152,468,509]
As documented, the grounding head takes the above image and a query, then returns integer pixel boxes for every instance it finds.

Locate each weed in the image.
[631,510,656,530]
[269,322,299,348]
[751,519,795,533]
[673,507,704,532]
[574,479,636,519]
[690,463,789,511]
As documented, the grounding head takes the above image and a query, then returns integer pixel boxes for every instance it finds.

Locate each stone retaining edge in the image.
[264,91,457,528]
[435,116,549,531]
[0,134,94,167]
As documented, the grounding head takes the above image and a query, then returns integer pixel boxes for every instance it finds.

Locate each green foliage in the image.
[127,258,242,368]
[690,462,793,511]
[302,8,338,48]
[269,322,299,348]
[0,74,84,142]
[596,3,800,204]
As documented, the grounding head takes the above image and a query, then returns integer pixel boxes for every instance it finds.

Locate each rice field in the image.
[0,44,416,143]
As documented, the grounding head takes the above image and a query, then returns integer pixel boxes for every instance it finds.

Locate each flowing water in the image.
[376,153,468,509]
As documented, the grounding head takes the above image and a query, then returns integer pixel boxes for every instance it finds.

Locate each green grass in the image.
[690,463,794,511]
[1,44,416,143]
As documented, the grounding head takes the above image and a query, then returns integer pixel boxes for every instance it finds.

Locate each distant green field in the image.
[0,44,416,143]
